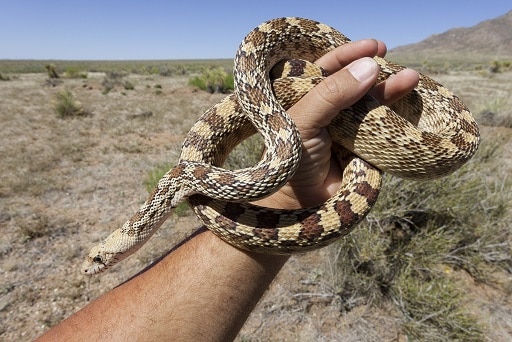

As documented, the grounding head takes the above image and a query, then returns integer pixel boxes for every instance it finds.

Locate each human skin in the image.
[36,39,419,342]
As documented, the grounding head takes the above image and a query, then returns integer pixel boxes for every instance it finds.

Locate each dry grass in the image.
[434,71,512,128]
[0,59,233,75]
[0,65,510,341]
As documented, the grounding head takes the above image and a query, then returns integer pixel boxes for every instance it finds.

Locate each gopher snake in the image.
[82,17,480,275]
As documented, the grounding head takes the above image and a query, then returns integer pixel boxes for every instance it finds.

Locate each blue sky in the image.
[1,0,510,60]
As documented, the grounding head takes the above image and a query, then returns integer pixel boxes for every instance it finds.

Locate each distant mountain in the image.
[390,10,512,60]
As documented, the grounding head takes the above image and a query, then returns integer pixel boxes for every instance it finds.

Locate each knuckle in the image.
[313,74,348,111]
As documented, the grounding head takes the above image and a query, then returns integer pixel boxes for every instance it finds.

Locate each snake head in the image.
[81,244,116,275]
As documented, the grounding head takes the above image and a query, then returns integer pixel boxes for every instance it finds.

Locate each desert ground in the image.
[0,62,511,341]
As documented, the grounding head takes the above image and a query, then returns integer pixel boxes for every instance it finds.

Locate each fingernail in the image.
[348,57,377,82]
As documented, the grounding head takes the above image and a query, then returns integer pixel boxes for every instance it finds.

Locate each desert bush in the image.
[123,81,135,90]
[165,65,187,76]
[106,70,128,79]
[188,76,207,91]
[53,89,88,118]
[157,67,170,76]
[0,73,10,81]
[45,64,59,78]
[101,71,128,94]
[144,66,160,75]
[64,66,87,79]
[189,67,234,93]
[101,78,115,94]
[489,60,512,73]
[154,84,163,95]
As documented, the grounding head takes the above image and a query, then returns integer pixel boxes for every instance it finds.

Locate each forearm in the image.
[37,228,288,341]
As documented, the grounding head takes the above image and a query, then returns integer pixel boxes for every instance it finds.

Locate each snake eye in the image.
[93,255,103,263]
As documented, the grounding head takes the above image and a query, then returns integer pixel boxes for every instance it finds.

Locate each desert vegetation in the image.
[188,66,234,93]
[53,89,89,118]
[0,59,233,75]
[0,57,510,341]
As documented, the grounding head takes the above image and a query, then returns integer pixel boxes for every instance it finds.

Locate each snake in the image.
[81,17,480,275]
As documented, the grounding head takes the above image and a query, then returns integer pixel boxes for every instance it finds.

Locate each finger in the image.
[315,39,386,74]
[289,57,379,139]
[370,68,419,105]
[375,41,387,58]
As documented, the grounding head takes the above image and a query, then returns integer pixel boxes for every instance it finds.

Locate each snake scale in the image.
[81,17,480,275]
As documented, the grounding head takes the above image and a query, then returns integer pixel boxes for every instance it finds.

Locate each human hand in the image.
[253,39,419,210]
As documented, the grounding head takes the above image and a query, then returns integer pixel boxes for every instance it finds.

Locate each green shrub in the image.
[64,66,87,79]
[164,64,187,76]
[0,73,10,81]
[145,66,160,75]
[54,89,88,118]
[189,67,233,93]
[123,81,135,90]
[489,60,512,73]
[45,64,59,79]
[188,75,207,91]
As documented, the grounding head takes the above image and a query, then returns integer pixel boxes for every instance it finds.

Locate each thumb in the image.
[289,57,379,140]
